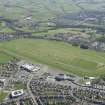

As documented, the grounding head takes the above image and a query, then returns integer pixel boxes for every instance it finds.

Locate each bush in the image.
[80,44,89,49]
[72,42,79,47]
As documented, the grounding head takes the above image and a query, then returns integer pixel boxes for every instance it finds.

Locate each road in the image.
[27,74,38,105]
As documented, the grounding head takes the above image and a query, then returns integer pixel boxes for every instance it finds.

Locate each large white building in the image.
[21,63,40,72]
[17,60,40,72]
[10,89,24,98]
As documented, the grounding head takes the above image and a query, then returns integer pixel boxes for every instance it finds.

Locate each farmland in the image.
[0,0,105,33]
[0,91,8,102]
[1,39,105,76]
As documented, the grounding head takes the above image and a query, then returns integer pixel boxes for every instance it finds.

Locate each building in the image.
[85,81,91,86]
[48,22,56,27]
[21,63,34,71]
[0,79,6,87]
[89,77,95,80]
[55,74,74,81]
[17,60,40,72]
[10,89,24,98]
[20,63,40,72]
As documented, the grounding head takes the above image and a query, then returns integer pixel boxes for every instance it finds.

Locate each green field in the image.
[1,39,105,76]
[0,0,80,21]
[0,0,105,33]
[0,52,14,62]
[0,91,7,102]
[14,82,26,90]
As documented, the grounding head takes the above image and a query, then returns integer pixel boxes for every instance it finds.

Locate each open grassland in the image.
[0,52,14,62]
[32,28,84,36]
[0,91,7,102]
[14,82,26,90]
[1,39,105,76]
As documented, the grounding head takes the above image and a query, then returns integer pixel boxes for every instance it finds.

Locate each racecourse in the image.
[1,39,105,76]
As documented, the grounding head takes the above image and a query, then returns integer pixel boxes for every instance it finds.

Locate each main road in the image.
[27,74,38,105]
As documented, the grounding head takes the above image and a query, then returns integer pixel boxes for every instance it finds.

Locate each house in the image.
[89,77,95,80]
[85,81,91,86]
[48,22,56,27]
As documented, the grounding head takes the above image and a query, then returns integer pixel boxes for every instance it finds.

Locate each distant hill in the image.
[0,0,105,21]
[0,0,105,33]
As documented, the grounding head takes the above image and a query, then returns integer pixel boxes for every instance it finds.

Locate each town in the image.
[0,56,104,105]
[0,0,105,105]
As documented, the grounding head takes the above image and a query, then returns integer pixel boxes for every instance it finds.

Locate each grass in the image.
[14,82,26,90]
[0,52,14,62]
[0,91,7,102]
[0,0,100,22]
[0,0,104,33]
[1,39,105,76]
[0,21,14,33]
[24,100,31,105]
[32,28,89,39]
